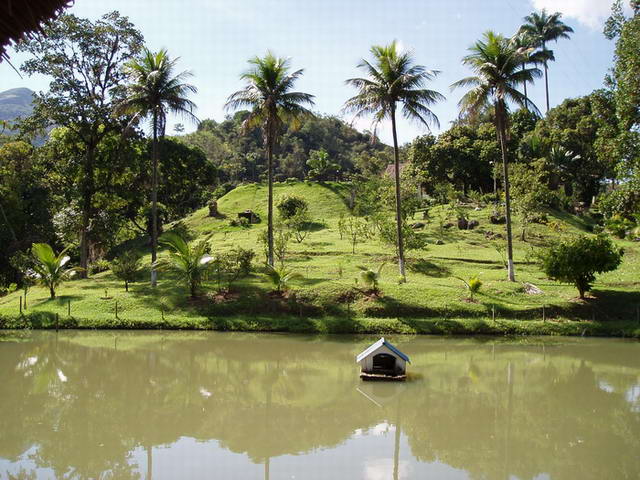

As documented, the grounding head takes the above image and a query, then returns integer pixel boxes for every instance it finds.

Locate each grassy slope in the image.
[1,180,639,336]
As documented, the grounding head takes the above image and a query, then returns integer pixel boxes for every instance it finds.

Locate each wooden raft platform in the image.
[360,371,407,382]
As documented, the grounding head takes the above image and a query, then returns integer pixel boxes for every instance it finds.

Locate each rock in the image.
[435,239,444,245]
[490,215,506,225]
[443,222,454,229]
[523,282,543,295]
[457,218,469,230]
[468,220,479,230]
[412,222,426,230]
[474,207,482,211]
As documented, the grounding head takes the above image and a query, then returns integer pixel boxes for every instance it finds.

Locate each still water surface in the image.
[0,331,638,480]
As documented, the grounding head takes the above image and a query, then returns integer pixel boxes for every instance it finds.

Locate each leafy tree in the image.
[452,31,541,281]
[225,53,315,267]
[306,148,339,180]
[16,12,144,276]
[285,210,313,243]
[340,216,369,254]
[344,41,444,278]
[276,194,308,220]
[120,48,198,287]
[31,243,82,299]
[110,252,142,292]
[541,235,624,298]
[156,232,213,298]
[510,161,554,240]
[519,9,574,113]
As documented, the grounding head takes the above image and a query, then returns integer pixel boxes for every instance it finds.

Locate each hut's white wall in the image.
[358,345,406,373]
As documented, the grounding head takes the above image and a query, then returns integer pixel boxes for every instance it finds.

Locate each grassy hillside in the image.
[1,180,639,336]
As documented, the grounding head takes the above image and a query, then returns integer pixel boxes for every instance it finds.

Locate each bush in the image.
[110,252,142,292]
[540,235,624,298]
[89,259,110,275]
[605,215,634,239]
[276,194,308,220]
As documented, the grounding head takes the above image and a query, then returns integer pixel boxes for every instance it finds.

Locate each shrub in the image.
[89,259,110,275]
[264,265,302,293]
[156,233,214,298]
[358,263,385,295]
[31,243,82,299]
[110,252,142,292]
[540,235,624,298]
[276,194,308,220]
[605,215,634,239]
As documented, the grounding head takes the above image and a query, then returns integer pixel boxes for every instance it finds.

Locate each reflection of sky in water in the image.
[598,380,614,393]
[627,384,640,412]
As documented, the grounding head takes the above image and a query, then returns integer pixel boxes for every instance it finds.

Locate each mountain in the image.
[0,87,34,123]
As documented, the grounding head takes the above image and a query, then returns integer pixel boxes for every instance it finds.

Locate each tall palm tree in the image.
[452,31,542,281]
[120,48,198,287]
[509,32,551,112]
[343,41,444,277]
[225,53,315,267]
[519,10,573,113]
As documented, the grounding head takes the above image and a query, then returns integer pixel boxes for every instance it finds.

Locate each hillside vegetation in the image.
[1,181,639,337]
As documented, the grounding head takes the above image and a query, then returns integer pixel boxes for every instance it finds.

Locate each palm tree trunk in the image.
[522,64,528,110]
[50,286,55,299]
[266,132,275,268]
[543,42,550,113]
[496,102,516,282]
[390,108,406,278]
[150,113,159,287]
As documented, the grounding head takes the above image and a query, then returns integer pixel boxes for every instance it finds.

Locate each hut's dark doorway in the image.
[373,353,396,373]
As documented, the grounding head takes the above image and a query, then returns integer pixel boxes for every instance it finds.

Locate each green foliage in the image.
[285,209,314,243]
[264,264,302,293]
[357,263,385,294]
[276,194,309,220]
[31,243,82,299]
[258,228,291,267]
[605,215,635,239]
[379,218,428,253]
[156,233,213,298]
[306,148,339,181]
[110,252,142,292]
[339,216,370,254]
[89,259,111,276]
[541,235,624,298]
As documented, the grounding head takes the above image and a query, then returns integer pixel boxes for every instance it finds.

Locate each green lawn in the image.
[2,180,639,337]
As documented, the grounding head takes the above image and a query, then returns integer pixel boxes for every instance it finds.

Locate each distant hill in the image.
[0,87,34,123]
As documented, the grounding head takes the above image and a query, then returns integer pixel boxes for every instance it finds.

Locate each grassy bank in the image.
[1,181,639,337]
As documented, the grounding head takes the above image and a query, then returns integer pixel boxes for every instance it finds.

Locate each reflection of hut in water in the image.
[356,338,410,381]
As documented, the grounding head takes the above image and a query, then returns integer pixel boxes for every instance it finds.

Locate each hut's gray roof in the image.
[356,337,410,363]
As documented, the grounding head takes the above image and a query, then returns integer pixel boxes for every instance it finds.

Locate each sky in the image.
[0,0,622,145]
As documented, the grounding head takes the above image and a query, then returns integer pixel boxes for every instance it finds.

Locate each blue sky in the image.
[0,0,621,145]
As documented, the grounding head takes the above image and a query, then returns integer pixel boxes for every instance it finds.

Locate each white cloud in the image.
[530,0,615,29]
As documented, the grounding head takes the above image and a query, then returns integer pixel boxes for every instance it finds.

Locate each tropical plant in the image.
[344,40,444,277]
[510,31,552,111]
[120,47,198,287]
[156,232,213,298]
[357,263,386,295]
[31,243,82,299]
[452,31,542,281]
[519,9,574,112]
[225,52,315,267]
[541,235,623,298]
[456,275,483,300]
[110,252,142,292]
[264,264,302,294]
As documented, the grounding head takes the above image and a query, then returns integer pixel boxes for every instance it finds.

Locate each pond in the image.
[0,331,638,479]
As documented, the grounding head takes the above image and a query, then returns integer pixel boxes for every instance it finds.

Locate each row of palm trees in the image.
[120,9,572,285]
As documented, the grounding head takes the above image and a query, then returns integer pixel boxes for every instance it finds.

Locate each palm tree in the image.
[452,31,542,281]
[120,48,198,287]
[343,41,444,277]
[225,53,315,267]
[519,10,573,113]
[31,243,82,299]
[155,232,213,298]
[509,32,551,111]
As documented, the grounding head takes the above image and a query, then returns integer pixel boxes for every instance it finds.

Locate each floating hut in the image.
[356,337,410,381]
